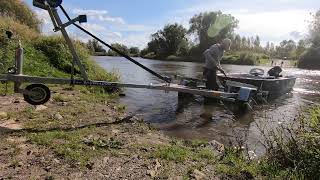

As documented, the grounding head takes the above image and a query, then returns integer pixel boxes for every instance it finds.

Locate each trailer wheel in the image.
[24,84,51,105]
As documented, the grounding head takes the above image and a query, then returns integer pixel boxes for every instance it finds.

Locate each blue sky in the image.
[25,0,319,48]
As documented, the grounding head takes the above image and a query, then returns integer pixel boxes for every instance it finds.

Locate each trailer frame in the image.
[0,0,256,106]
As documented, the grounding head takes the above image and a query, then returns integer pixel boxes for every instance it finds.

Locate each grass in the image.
[152,145,191,162]
[53,94,73,103]
[28,128,98,165]
[222,51,270,65]
[151,139,217,163]
[147,105,320,179]
[27,128,124,166]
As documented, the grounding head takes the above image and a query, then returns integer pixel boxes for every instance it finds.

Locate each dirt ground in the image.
[0,86,222,180]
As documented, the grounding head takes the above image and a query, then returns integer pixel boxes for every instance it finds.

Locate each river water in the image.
[95,56,320,154]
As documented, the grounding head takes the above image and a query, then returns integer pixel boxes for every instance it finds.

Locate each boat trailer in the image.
[0,0,256,107]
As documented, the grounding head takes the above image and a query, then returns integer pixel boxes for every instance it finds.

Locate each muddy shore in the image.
[0,86,226,180]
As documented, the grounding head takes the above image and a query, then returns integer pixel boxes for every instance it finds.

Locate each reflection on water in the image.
[95,56,320,154]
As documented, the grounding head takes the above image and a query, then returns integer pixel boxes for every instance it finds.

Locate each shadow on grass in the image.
[0,115,135,135]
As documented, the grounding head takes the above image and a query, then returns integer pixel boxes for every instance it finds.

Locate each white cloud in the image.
[73,8,125,25]
[73,9,108,16]
[69,8,158,48]
[232,9,311,44]
[171,2,315,46]
[35,9,51,25]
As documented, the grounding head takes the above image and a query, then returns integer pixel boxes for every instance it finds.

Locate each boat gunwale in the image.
[218,73,297,82]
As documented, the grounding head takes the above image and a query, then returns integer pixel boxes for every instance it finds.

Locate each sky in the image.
[25,0,319,48]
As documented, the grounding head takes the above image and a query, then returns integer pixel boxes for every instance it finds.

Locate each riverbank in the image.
[140,51,272,66]
[1,85,319,179]
[0,86,225,179]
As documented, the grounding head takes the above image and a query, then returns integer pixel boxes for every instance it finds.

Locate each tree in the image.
[247,37,251,49]
[147,23,188,57]
[270,42,275,57]
[107,43,129,56]
[188,11,238,54]
[254,35,261,51]
[299,9,320,69]
[265,42,270,53]
[234,34,241,51]
[129,47,140,57]
[276,40,297,59]
[296,40,307,58]
[309,10,320,47]
[87,39,106,54]
[241,36,247,50]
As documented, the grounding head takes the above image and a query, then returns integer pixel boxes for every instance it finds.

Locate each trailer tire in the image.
[24,84,51,105]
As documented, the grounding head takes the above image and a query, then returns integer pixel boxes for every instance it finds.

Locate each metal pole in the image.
[59,5,172,83]
[51,9,89,80]
[15,40,23,75]
[14,40,23,93]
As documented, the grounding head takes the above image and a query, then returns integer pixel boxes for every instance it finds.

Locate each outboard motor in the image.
[268,66,282,78]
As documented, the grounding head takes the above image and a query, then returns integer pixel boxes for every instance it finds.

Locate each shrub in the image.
[222,52,256,65]
[298,47,320,69]
[0,0,41,31]
[258,106,320,179]
[238,52,256,65]
[33,36,75,74]
[142,52,156,59]
[32,36,118,81]
[0,17,39,41]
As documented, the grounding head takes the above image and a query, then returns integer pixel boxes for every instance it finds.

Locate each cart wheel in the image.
[24,84,51,105]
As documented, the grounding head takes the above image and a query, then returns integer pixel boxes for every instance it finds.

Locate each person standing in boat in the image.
[203,38,231,90]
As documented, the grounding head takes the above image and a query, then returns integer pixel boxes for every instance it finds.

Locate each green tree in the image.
[296,40,307,58]
[147,23,188,57]
[299,9,320,69]
[87,39,106,54]
[129,47,140,57]
[254,35,261,52]
[188,11,238,54]
[265,42,270,53]
[276,40,297,59]
[270,42,275,57]
[241,36,247,50]
[309,10,320,47]
[107,43,129,56]
[247,37,251,49]
[234,34,241,50]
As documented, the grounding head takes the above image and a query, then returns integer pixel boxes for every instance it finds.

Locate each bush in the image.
[258,106,320,179]
[33,36,76,74]
[32,36,118,81]
[222,52,256,65]
[240,53,256,65]
[298,47,320,69]
[142,52,156,59]
[0,0,41,31]
[0,17,39,41]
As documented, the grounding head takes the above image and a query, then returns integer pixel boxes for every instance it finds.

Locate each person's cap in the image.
[222,38,232,50]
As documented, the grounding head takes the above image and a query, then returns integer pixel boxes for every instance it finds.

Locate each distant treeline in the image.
[87,10,320,69]
[86,40,140,57]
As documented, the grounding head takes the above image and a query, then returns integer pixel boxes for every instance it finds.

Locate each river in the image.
[95,56,320,154]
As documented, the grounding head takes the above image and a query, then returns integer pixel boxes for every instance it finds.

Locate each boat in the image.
[218,67,297,98]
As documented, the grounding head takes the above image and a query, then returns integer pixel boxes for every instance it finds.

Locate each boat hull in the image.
[218,74,296,98]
